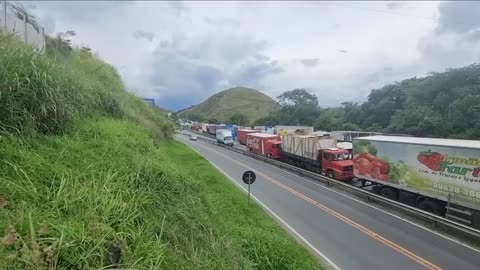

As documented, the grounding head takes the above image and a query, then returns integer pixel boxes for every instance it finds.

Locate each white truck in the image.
[353,135,480,228]
[201,123,209,133]
[216,129,234,146]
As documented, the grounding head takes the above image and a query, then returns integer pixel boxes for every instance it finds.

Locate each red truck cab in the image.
[321,149,354,181]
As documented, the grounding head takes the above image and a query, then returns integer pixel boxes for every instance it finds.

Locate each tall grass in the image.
[0,32,173,138]
[0,118,321,269]
[0,32,320,269]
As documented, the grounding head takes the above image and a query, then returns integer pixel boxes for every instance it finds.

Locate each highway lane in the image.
[176,134,480,270]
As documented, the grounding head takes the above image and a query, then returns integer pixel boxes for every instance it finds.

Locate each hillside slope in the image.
[179,87,279,124]
[0,33,320,269]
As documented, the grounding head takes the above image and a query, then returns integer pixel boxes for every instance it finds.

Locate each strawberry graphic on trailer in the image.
[417,150,443,171]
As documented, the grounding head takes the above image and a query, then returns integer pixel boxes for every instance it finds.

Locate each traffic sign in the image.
[242,171,256,184]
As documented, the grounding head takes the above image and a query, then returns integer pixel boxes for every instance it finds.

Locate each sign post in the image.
[242,170,256,204]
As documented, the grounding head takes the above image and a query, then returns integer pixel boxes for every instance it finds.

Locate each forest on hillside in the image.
[252,64,480,139]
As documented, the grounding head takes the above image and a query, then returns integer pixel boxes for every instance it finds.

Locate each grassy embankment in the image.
[0,33,321,269]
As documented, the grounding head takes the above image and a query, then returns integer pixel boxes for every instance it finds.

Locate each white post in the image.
[41,26,45,53]
[23,12,27,43]
[3,0,7,32]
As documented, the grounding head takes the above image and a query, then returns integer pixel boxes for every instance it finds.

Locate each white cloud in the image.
[22,1,480,110]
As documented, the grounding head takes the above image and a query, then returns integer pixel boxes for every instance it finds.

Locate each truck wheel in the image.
[327,171,335,179]
[418,199,443,215]
[379,187,398,201]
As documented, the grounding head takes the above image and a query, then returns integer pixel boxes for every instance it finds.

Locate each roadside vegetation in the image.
[253,65,480,139]
[0,30,321,269]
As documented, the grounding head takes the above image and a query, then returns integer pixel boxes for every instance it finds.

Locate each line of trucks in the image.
[192,123,480,228]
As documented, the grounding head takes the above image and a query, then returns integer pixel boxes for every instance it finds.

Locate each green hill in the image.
[178,87,279,124]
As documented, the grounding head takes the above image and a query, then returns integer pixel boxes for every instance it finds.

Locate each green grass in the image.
[178,87,279,124]
[0,32,173,139]
[0,118,321,269]
[0,31,320,269]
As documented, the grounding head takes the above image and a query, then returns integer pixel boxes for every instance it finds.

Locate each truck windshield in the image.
[332,153,352,161]
[225,136,232,141]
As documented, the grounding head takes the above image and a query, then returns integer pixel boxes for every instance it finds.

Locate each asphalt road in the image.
[176,133,480,270]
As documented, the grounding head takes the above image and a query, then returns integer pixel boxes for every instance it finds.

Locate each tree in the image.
[276,89,320,125]
[46,30,77,57]
[228,113,249,126]
[278,88,318,107]
[208,118,219,124]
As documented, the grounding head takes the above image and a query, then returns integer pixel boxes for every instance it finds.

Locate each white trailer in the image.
[353,135,480,227]
[201,123,209,133]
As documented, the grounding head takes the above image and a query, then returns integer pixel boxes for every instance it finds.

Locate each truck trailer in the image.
[216,129,234,146]
[201,123,209,133]
[276,126,314,136]
[246,133,282,159]
[353,135,480,227]
[280,134,354,181]
[237,129,257,145]
[207,124,225,136]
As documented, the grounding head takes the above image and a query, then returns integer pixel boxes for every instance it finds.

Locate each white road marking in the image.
[179,136,341,270]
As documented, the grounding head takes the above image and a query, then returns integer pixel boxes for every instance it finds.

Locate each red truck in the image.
[280,134,353,181]
[237,129,257,145]
[246,133,282,159]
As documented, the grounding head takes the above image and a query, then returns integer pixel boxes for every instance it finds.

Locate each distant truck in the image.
[246,133,282,159]
[353,135,480,227]
[208,124,225,136]
[276,126,314,136]
[237,129,257,145]
[331,131,383,142]
[216,129,234,146]
[280,134,354,181]
[201,123,209,133]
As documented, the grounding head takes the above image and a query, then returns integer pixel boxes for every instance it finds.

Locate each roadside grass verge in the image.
[155,140,322,269]
[0,118,321,269]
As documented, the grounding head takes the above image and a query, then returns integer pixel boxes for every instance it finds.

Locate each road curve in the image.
[176,134,480,270]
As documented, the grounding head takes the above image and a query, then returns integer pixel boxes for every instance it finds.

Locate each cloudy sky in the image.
[22,1,480,111]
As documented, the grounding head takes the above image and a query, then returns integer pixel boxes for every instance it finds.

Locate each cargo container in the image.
[331,131,382,142]
[276,126,314,136]
[336,142,353,153]
[254,126,267,133]
[246,133,282,159]
[207,124,226,135]
[353,135,480,227]
[201,123,209,133]
[216,129,234,146]
[237,129,257,145]
[280,134,353,181]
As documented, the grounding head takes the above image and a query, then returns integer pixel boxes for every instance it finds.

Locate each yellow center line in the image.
[191,139,443,270]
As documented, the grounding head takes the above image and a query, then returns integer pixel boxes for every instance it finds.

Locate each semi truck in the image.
[246,133,282,159]
[237,129,257,145]
[201,123,209,133]
[280,134,354,181]
[208,124,226,136]
[216,129,234,146]
[353,135,480,227]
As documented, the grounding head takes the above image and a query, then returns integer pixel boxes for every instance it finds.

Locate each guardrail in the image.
[178,131,480,241]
